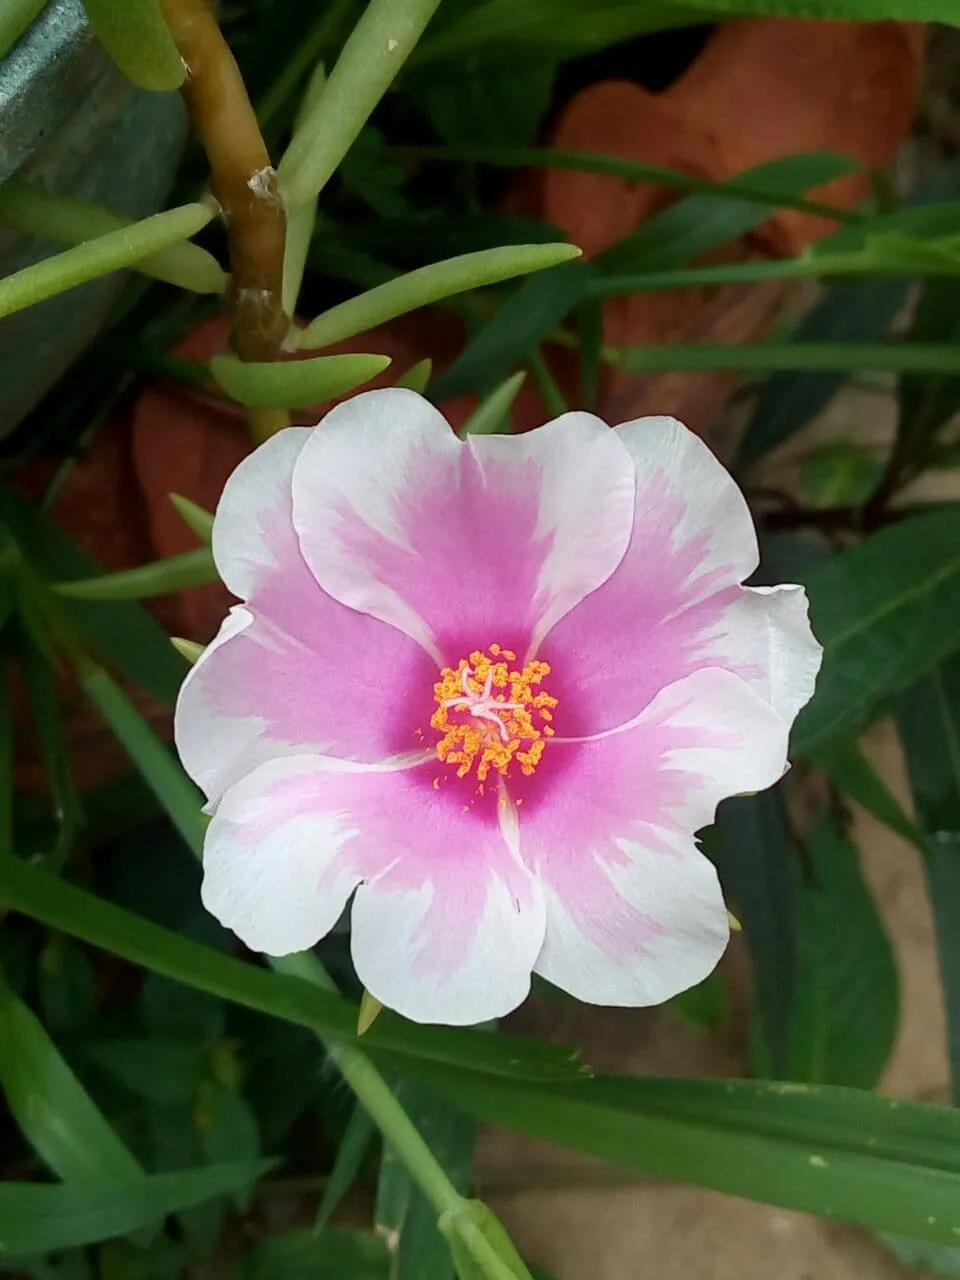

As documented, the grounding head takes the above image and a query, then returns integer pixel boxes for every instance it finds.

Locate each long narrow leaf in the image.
[401,1070,960,1247]
[0,1161,271,1256]
[0,976,143,1183]
[0,852,583,1084]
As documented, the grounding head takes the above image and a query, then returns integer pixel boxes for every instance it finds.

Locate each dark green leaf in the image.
[0,485,186,706]
[411,62,555,149]
[812,735,922,848]
[715,788,797,1074]
[0,1160,271,1256]
[0,851,585,1084]
[82,1038,206,1107]
[599,152,860,277]
[735,278,911,470]
[416,0,706,61]
[37,938,97,1034]
[316,1105,376,1231]
[141,971,226,1043]
[0,976,143,1183]
[397,144,857,222]
[238,1227,391,1280]
[668,974,729,1032]
[676,0,960,21]
[898,657,960,1104]
[800,443,882,507]
[785,820,899,1088]
[429,261,591,399]
[898,277,960,462]
[197,1081,261,1209]
[17,632,81,865]
[794,509,960,753]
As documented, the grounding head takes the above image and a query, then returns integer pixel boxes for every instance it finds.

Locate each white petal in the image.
[201,755,365,956]
[704,584,822,724]
[211,426,310,600]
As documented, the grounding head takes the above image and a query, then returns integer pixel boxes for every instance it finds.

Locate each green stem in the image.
[527,348,567,417]
[277,0,443,206]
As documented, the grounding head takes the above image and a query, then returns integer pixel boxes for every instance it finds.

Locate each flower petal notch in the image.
[176,389,822,1025]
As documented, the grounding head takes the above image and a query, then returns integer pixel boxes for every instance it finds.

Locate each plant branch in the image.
[159,0,288,362]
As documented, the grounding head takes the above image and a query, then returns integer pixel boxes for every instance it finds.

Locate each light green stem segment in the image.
[81,0,185,91]
[277,0,443,206]
[281,62,326,315]
[169,494,215,545]
[0,182,227,294]
[274,952,464,1219]
[297,243,580,351]
[53,548,217,602]
[0,199,221,320]
[74,658,509,1274]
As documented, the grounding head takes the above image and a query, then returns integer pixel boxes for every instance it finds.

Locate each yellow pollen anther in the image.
[431,647,558,781]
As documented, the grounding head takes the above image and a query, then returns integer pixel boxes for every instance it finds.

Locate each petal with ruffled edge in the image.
[201,756,545,1025]
[516,668,788,1007]
[542,415,813,736]
[177,428,439,806]
[700,583,822,725]
[290,389,635,664]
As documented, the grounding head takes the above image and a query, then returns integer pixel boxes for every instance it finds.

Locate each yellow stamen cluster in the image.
[431,644,557,782]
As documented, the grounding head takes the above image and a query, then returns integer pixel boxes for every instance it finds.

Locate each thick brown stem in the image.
[160,0,288,362]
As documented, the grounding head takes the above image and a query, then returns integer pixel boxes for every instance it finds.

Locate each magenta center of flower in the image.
[429,645,557,783]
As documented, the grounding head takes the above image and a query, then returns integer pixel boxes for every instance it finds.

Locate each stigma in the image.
[430,644,557,782]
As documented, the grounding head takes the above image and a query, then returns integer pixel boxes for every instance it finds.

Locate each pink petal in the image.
[202,755,545,1025]
[290,389,635,664]
[515,668,788,1006]
[180,425,438,806]
[543,415,789,736]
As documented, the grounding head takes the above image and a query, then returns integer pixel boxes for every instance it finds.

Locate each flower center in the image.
[430,645,557,782]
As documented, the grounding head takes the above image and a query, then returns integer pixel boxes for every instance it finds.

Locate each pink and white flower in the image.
[175,389,821,1025]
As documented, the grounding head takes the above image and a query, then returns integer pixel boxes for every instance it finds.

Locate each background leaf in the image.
[793,508,960,754]
[898,657,960,1104]
[0,976,143,1183]
[0,1161,271,1257]
[399,1071,960,1247]
[714,788,797,1075]
[782,819,899,1089]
